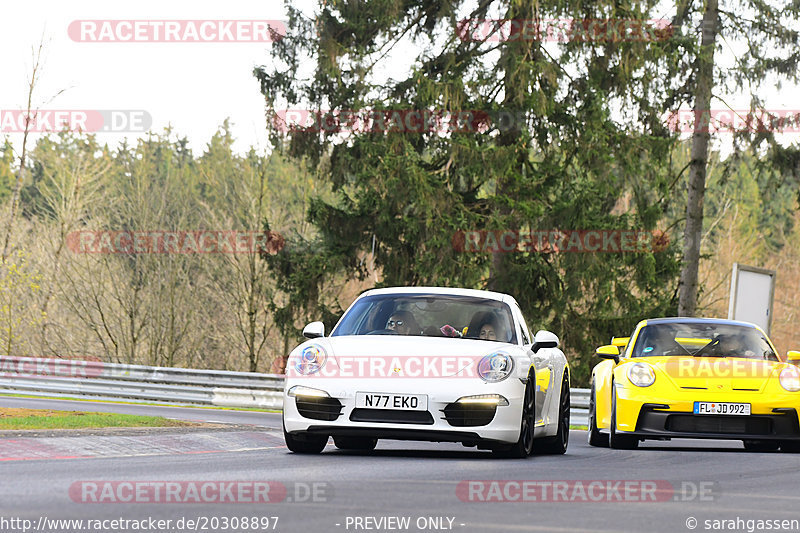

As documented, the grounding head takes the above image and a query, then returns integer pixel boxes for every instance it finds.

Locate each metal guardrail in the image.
[0,355,284,409]
[0,355,590,424]
[571,388,589,427]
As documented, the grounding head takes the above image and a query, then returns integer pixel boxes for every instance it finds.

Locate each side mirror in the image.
[611,337,629,348]
[787,351,800,365]
[596,344,620,364]
[531,330,559,353]
[302,321,325,339]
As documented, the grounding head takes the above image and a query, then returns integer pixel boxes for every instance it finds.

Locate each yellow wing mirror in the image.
[596,344,620,364]
[611,337,629,348]
[787,351,800,365]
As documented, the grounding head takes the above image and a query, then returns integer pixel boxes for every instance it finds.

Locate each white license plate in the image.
[693,402,751,415]
[356,392,428,411]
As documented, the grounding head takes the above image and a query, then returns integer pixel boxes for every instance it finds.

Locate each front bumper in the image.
[624,404,800,440]
[614,386,800,441]
[283,378,526,444]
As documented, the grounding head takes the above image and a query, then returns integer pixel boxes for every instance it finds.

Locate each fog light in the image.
[456,394,509,406]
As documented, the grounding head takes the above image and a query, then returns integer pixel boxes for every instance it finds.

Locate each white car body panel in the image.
[283,287,568,447]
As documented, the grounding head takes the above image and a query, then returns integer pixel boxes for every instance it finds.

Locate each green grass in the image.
[0,408,197,430]
[0,392,281,413]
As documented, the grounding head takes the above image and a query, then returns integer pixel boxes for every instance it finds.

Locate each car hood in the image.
[632,356,781,392]
[294,335,522,378]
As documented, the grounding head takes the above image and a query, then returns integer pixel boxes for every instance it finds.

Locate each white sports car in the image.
[282,287,570,458]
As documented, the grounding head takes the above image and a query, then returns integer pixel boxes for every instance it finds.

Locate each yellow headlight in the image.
[627,362,655,387]
[779,367,800,392]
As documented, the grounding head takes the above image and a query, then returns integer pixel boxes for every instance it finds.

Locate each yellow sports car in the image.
[588,318,800,451]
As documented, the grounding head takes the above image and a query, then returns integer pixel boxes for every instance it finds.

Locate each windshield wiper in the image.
[693,339,718,357]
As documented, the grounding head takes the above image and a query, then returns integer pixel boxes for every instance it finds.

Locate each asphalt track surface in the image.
[1,397,799,533]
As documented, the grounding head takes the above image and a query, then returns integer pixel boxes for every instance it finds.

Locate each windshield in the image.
[331,293,518,343]
[631,323,778,361]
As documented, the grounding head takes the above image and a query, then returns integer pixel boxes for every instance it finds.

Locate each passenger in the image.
[479,322,497,341]
[473,312,505,342]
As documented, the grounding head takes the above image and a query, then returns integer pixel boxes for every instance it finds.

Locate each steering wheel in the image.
[366,329,399,335]
[693,338,719,357]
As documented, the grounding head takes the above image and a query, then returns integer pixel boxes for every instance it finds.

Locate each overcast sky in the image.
[1,0,291,156]
[3,0,798,158]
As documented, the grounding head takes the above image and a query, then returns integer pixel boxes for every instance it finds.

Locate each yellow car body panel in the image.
[608,356,798,431]
[590,318,800,441]
[611,337,629,348]
[536,367,552,393]
[592,359,615,429]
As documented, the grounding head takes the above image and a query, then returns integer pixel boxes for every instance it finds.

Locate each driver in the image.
[715,334,745,356]
[386,311,421,336]
[479,322,497,341]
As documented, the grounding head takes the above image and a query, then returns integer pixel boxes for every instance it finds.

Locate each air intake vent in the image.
[442,404,497,427]
[666,415,771,435]
[350,409,434,425]
[295,397,343,421]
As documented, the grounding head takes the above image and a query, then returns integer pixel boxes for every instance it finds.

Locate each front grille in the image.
[442,403,497,427]
[295,397,343,421]
[666,415,771,435]
[349,408,434,425]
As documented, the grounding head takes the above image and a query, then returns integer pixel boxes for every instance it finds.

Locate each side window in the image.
[627,325,645,357]
[513,304,531,345]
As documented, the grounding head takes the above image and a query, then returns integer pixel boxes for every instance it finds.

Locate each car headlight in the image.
[627,362,655,387]
[287,385,330,398]
[779,367,800,392]
[294,344,327,375]
[456,394,509,406]
[477,352,514,383]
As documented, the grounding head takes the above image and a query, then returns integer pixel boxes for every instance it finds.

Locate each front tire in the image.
[587,379,609,448]
[535,372,570,455]
[493,376,535,459]
[609,384,638,450]
[284,424,328,454]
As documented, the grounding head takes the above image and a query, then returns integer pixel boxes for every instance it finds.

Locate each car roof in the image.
[642,317,759,328]
[359,286,518,306]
